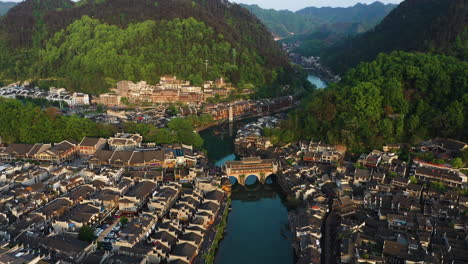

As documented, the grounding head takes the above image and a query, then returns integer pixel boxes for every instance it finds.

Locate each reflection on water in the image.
[200,120,295,264]
[307,74,327,89]
[214,184,295,264]
[215,153,236,167]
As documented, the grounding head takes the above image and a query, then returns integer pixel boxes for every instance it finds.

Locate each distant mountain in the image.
[239,4,318,38]
[297,2,396,26]
[322,0,468,73]
[0,1,16,15]
[241,2,396,39]
[0,0,305,96]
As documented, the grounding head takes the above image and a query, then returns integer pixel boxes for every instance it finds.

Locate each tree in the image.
[459,188,468,197]
[409,175,418,184]
[387,171,397,179]
[168,117,204,147]
[277,52,468,149]
[460,149,468,166]
[1,11,298,96]
[431,182,446,193]
[155,128,175,144]
[451,158,464,168]
[120,217,129,225]
[121,97,130,106]
[199,113,214,125]
[0,98,114,144]
[354,162,365,169]
[45,107,62,118]
[78,225,96,243]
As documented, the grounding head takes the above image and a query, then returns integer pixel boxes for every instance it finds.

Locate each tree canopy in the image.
[0,97,205,148]
[1,16,269,94]
[122,118,203,148]
[0,98,115,144]
[78,225,96,243]
[322,0,468,73]
[278,51,468,152]
[0,0,308,97]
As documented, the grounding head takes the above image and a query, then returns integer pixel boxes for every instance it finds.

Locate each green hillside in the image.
[277,52,468,151]
[0,0,306,96]
[242,2,396,39]
[322,0,468,73]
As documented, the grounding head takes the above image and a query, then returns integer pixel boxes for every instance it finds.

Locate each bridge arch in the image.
[264,174,277,184]
[227,173,278,186]
[244,174,260,185]
[228,176,239,185]
[224,157,279,186]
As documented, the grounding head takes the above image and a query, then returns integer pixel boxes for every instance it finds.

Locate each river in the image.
[199,73,326,263]
[307,74,327,89]
[199,120,295,264]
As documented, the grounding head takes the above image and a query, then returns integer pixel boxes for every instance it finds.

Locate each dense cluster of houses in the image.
[83,96,296,132]
[0,85,90,106]
[0,140,79,164]
[302,141,346,165]
[234,115,283,153]
[280,42,341,83]
[279,138,468,264]
[0,134,203,171]
[0,132,229,263]
[93,76,232,107]
[204,96,295,121]
[290,185,328,264]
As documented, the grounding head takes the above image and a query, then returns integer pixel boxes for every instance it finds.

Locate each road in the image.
[97,218,119,242]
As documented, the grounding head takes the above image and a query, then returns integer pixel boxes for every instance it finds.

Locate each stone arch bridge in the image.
[224,157,279,186]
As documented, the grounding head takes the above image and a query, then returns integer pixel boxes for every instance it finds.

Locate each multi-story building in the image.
[71,92,90,106]
[108,133,142,151]
[93,93,122,107]
[34,141,78,164]
[111,77,230,106]
[119,180,157,214]
[413,166,466,188]
[78,137,107,157]
[114,214,157,247]
[152,89,179,103]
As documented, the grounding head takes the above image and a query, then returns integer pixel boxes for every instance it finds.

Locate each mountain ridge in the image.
[241,1,396,38]
[321,0,468,73]
[0,1,16,15]
[0,0,306,96]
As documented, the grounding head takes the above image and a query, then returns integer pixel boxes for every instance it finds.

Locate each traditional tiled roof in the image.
[2,143,35,156]
[46,141,75,156]
[126,180,157,200]
[60,203,100,223]
[171,242,197,258]
[79,137,104,147]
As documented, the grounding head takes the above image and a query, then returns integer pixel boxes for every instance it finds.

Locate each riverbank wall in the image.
[202,197,231,264]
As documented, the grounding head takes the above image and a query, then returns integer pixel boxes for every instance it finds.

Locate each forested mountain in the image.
[0,0,306,95]
[239,4,317,39]
[297,2,396,27]
[241,2,396,38]
[275,52,468,151]
[272,0,468,151]
[0,1,16,16]
[322,0,468,73]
